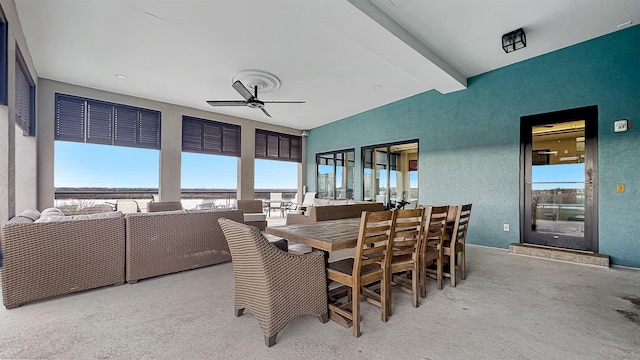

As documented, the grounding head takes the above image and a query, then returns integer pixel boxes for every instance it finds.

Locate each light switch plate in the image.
[614,120,628,132]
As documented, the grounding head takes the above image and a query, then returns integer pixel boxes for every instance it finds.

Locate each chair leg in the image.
[382,274,389,321]
[461,249,466,280]
[450,254,457,288]
[235,308,245,317]
[265,334,277,347]
[412,266,419,308]
[318,312,329,323]
[419,257,427,298]
[436,256,443,290]
[352,287,361,337]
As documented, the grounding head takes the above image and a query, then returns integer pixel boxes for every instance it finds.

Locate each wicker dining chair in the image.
[442,204,472,287]
[326,210,395,337]
[218,218,329,347]
[421,205,450,294]
[386,207,426,315]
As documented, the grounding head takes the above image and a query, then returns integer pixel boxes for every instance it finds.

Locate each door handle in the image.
[586,168,593,182]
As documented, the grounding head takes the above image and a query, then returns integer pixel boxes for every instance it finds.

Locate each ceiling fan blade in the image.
[232,81,253,101]
[206,100,248,106]
[261,100,306,104]
[260,107,272,117]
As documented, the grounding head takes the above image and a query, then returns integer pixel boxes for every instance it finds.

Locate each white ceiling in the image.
[14,0,640,130]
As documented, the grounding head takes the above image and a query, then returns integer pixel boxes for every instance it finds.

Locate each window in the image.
[55,93,161,149]
[182,116,240,156]
[54,94,161,211]
[181,116,241,209]
[255,129,302,162]
[15,46,35,136]
[363,140,418,208]
[316,149,355,200]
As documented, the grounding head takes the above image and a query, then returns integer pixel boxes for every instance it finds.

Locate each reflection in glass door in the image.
[363,141,418,209]
[316,150,355,200]
[521,106,598,252]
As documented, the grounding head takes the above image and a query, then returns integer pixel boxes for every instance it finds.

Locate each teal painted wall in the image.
[306,25,640,267]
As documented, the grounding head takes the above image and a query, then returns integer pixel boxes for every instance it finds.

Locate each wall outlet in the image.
[503,224,510,232]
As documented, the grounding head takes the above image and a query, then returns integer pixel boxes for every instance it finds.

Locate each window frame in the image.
[0,7,7,106]
[316,148,355,200]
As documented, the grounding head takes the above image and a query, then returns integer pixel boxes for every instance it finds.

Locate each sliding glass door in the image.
[316,149,355,200]
[362,140,418,209]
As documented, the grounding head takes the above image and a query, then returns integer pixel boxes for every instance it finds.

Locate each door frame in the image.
[519,105,599,252]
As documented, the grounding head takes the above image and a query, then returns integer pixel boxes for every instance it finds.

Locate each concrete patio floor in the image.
[1,244,639,359]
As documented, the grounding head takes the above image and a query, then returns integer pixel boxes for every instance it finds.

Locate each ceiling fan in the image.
[206,80,305,117]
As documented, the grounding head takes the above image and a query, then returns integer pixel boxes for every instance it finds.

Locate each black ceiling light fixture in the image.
[502,28,526,53]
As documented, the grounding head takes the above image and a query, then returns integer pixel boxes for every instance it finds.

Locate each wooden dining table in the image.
[265,217,363,252]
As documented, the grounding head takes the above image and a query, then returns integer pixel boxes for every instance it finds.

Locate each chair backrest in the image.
[422,205,449,251]
[353,210,396,277]
[451,204,472,247]
[390,207,425,259]
[218,218,279,283]
[236,200,264,213]
[116,199,140,213]
[147,201,183,212]
[269,192,283,206]
[301,192,316,206]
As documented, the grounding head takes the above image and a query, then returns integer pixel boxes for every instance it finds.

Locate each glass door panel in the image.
[317,154,334,199]
[362,141,418,209]
[522,106,598,252]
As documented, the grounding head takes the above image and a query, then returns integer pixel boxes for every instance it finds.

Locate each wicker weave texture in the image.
[1,218,126,309]
[219,218,328,339]
[125,210,243,283]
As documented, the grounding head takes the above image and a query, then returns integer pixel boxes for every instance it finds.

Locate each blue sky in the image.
[54,142,297,189]
[532,163,585,189]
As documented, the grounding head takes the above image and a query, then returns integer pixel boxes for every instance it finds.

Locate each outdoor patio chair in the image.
[441,204,472,287]
[218,218,328,347]
[422,205,450,293]
[116,199,140,213]
[268,192,284,217]
[326,210,395,337]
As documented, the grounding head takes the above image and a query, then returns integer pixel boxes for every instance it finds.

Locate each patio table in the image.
[265,217,362,252]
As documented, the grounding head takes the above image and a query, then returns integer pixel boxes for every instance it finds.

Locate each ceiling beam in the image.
[348,0,467,94]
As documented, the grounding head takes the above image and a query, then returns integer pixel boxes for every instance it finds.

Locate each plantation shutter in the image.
[54,93,161,149]
[15,49,34,136]
[255,129,302,163]
[182,116,241,156]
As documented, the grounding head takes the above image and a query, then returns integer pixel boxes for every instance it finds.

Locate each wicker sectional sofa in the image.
[285,202,385,225]
[124,209,243,283]
[0,208,244,308]
[0,210,126,309]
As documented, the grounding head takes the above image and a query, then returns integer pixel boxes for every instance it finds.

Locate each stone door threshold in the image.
[509,243,609,268]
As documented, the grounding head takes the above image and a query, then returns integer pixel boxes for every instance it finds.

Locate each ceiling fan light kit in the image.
[207,70,305,117]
